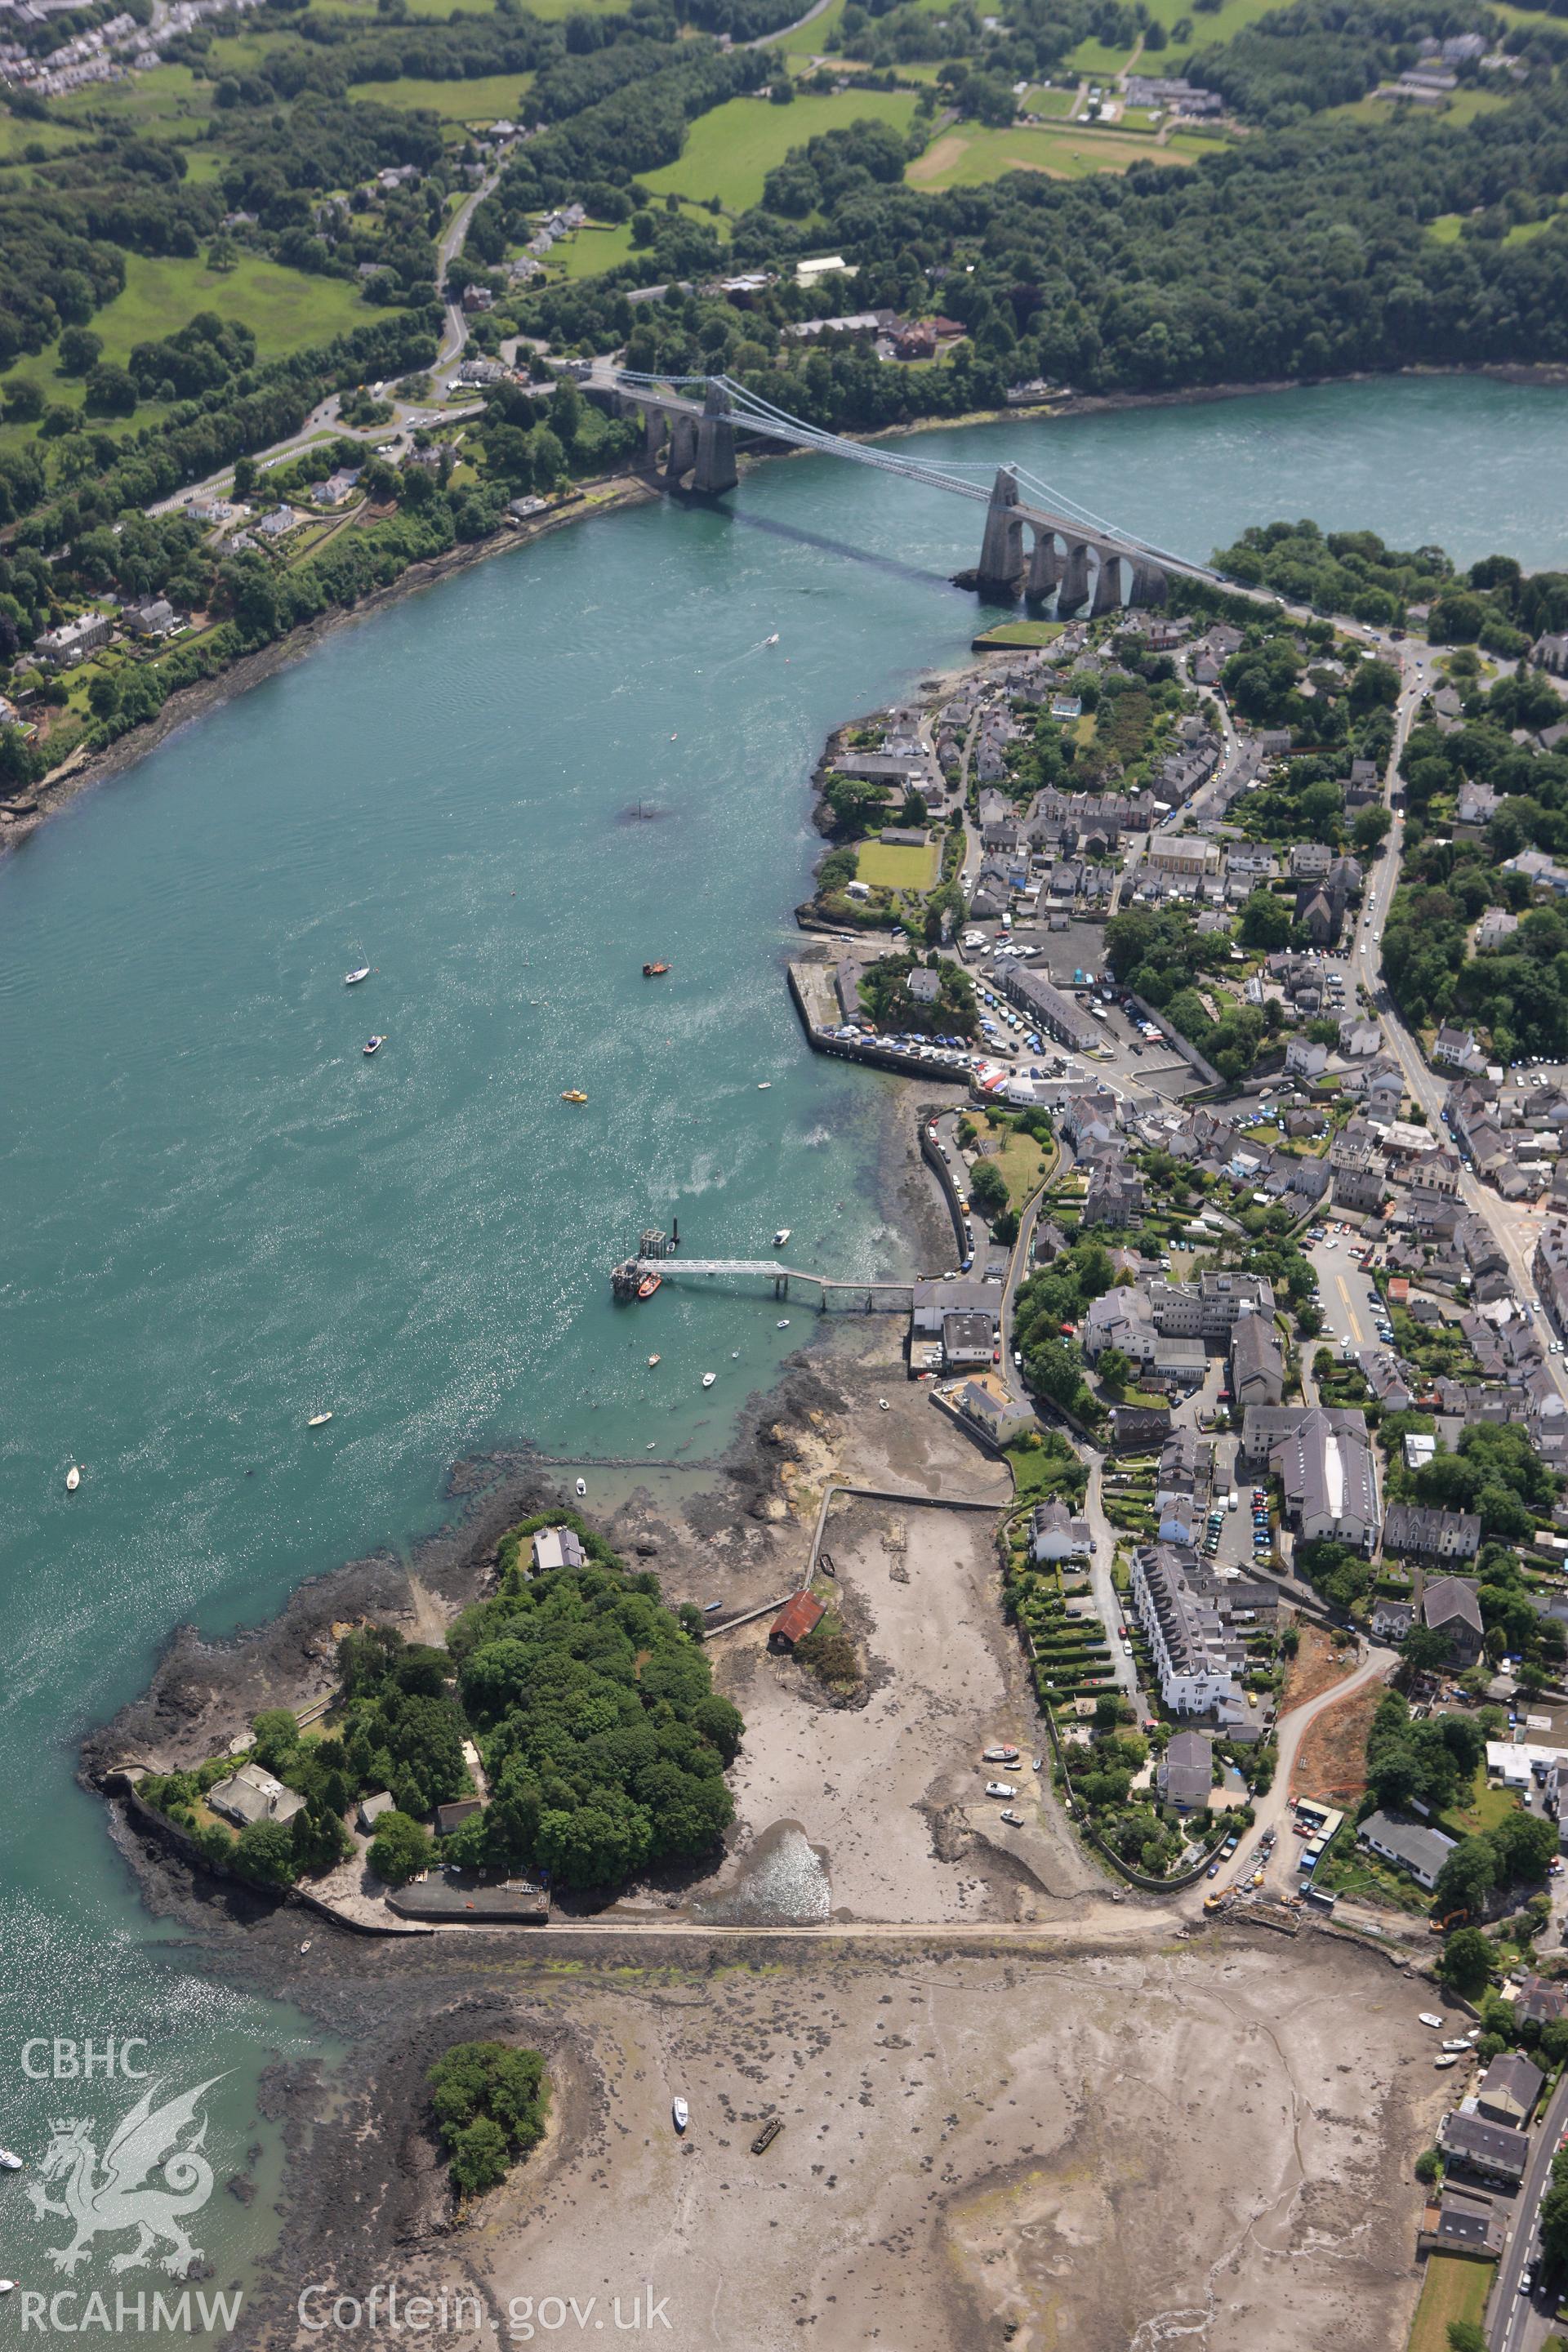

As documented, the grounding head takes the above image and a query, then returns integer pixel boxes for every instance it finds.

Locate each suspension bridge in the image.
[589,366,1211,612]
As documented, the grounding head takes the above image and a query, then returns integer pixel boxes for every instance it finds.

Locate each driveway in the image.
[1249,1645,1393,1893]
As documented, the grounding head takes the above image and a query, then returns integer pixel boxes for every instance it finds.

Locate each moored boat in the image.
[647,1353,661,1366]
[344,967,370,986]
[576,1477,586,1497]
[308,1412,333,1428]
[65,1464,81,1492]
[702,1372,716,1389]
[561,1089,588,1103]
[643,961,670,978]
[0,2148,22,2171]
[637,1272,662,1300]
[363,1036,385,1056]
[672,2097,688,2134]
[773,1228,791,1248]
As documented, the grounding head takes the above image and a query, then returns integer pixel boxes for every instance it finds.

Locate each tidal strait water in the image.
[3,373,1568,2319]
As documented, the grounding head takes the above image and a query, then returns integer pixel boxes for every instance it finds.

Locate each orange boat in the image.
[637,1272,662,1300]
[643,961,670,978]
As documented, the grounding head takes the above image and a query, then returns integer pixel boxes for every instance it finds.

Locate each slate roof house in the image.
[1157,1730,1214,1810]
[1423,1575,1486,1667]
[1476,2052,1545,2129]
[1382,1505,1481,1561]
[207,1761,305,1830]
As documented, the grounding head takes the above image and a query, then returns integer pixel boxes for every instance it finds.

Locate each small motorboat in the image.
[702,1373,716,1390]
[575,1477,586,1497]
[672,2097,689,2134]
[703,1600,722,1614]
[65,1463,81,1492]
[637,1272,662,1301]
[0,2148,21,2171]
[561,1089,587,1104]
[299,1940,312,1954]
[764,634,779,647]
[878,1397,890,1411]
[643,961,670,978]
[307,1412,333,1428]
[344,966,370,986]
[757,1081,771,1090]
[773,1228,791,1248]
[363,1036,385,1057]
[777,1319,790,1329]
[0,2281,14,2296]
[647,1353,661,1367]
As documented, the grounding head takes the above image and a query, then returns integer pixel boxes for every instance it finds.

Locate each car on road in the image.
[1520,2265,1535,2298]
[1122,1640,1134,1656]
[984,1781,1019,1799]
[1207,1861,1221,1878]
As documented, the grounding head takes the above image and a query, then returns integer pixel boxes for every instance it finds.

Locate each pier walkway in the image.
[633,1258,913,1309]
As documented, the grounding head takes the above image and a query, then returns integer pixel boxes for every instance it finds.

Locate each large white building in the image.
[1129,1544,1252,1731]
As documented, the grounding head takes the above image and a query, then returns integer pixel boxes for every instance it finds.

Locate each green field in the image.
[641,87,919,211]
[974,618,1066,648]
[1405,2256,1493,2352]
[99,251,373,363]
[1136,0,1298,65]
[50,60,211,133]
[908,116,1205,187]
[856,839,940,889]
[777,0,849,54]
[1067,36,1139,75]
[0,114,92,161]
[346,69,535,118]
[537,198,717,279]
[1023,83,1080,117]
[0,251,375,453]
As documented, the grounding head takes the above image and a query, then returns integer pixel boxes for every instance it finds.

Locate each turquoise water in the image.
[3,371,1568,2323]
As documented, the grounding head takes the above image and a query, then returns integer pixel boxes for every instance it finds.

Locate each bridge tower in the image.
[693,380,738,497]
[976,468,1025,595]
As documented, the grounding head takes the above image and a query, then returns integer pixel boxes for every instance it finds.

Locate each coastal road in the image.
[1356,648,1568,1408]
[1490,2069,1568,2352]
[436,167,503,368]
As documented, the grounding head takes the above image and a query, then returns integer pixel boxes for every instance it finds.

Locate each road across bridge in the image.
[590,367,1215,611]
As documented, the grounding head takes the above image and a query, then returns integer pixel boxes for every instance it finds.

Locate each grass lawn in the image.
[973,619,1066,648]
[1405,2256,1494,2352]
[906,117,1196,187]
[1066,36,1138,75]
[1023,82,1080,116]
[538,199,718,280]
[346,69,535,118]
[969,1112,1054,1210]
[642,88,919,212]
[855,840,940,889]
[1446,1763,1522,1838]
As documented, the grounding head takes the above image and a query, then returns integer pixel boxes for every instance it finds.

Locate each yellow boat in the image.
[561,1089,588,1104]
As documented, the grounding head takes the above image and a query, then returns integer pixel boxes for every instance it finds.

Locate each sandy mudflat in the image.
[256,1929,1440,2352]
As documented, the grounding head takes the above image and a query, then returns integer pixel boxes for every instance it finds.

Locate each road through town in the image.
[1356,646,1568,1405]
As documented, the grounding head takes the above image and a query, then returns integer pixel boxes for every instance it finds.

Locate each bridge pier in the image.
[976,468,1025,595]
[693,381,738,496]
[1089,550,1126,617]
[666,412,699,484]
[1025,526,1063,604]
